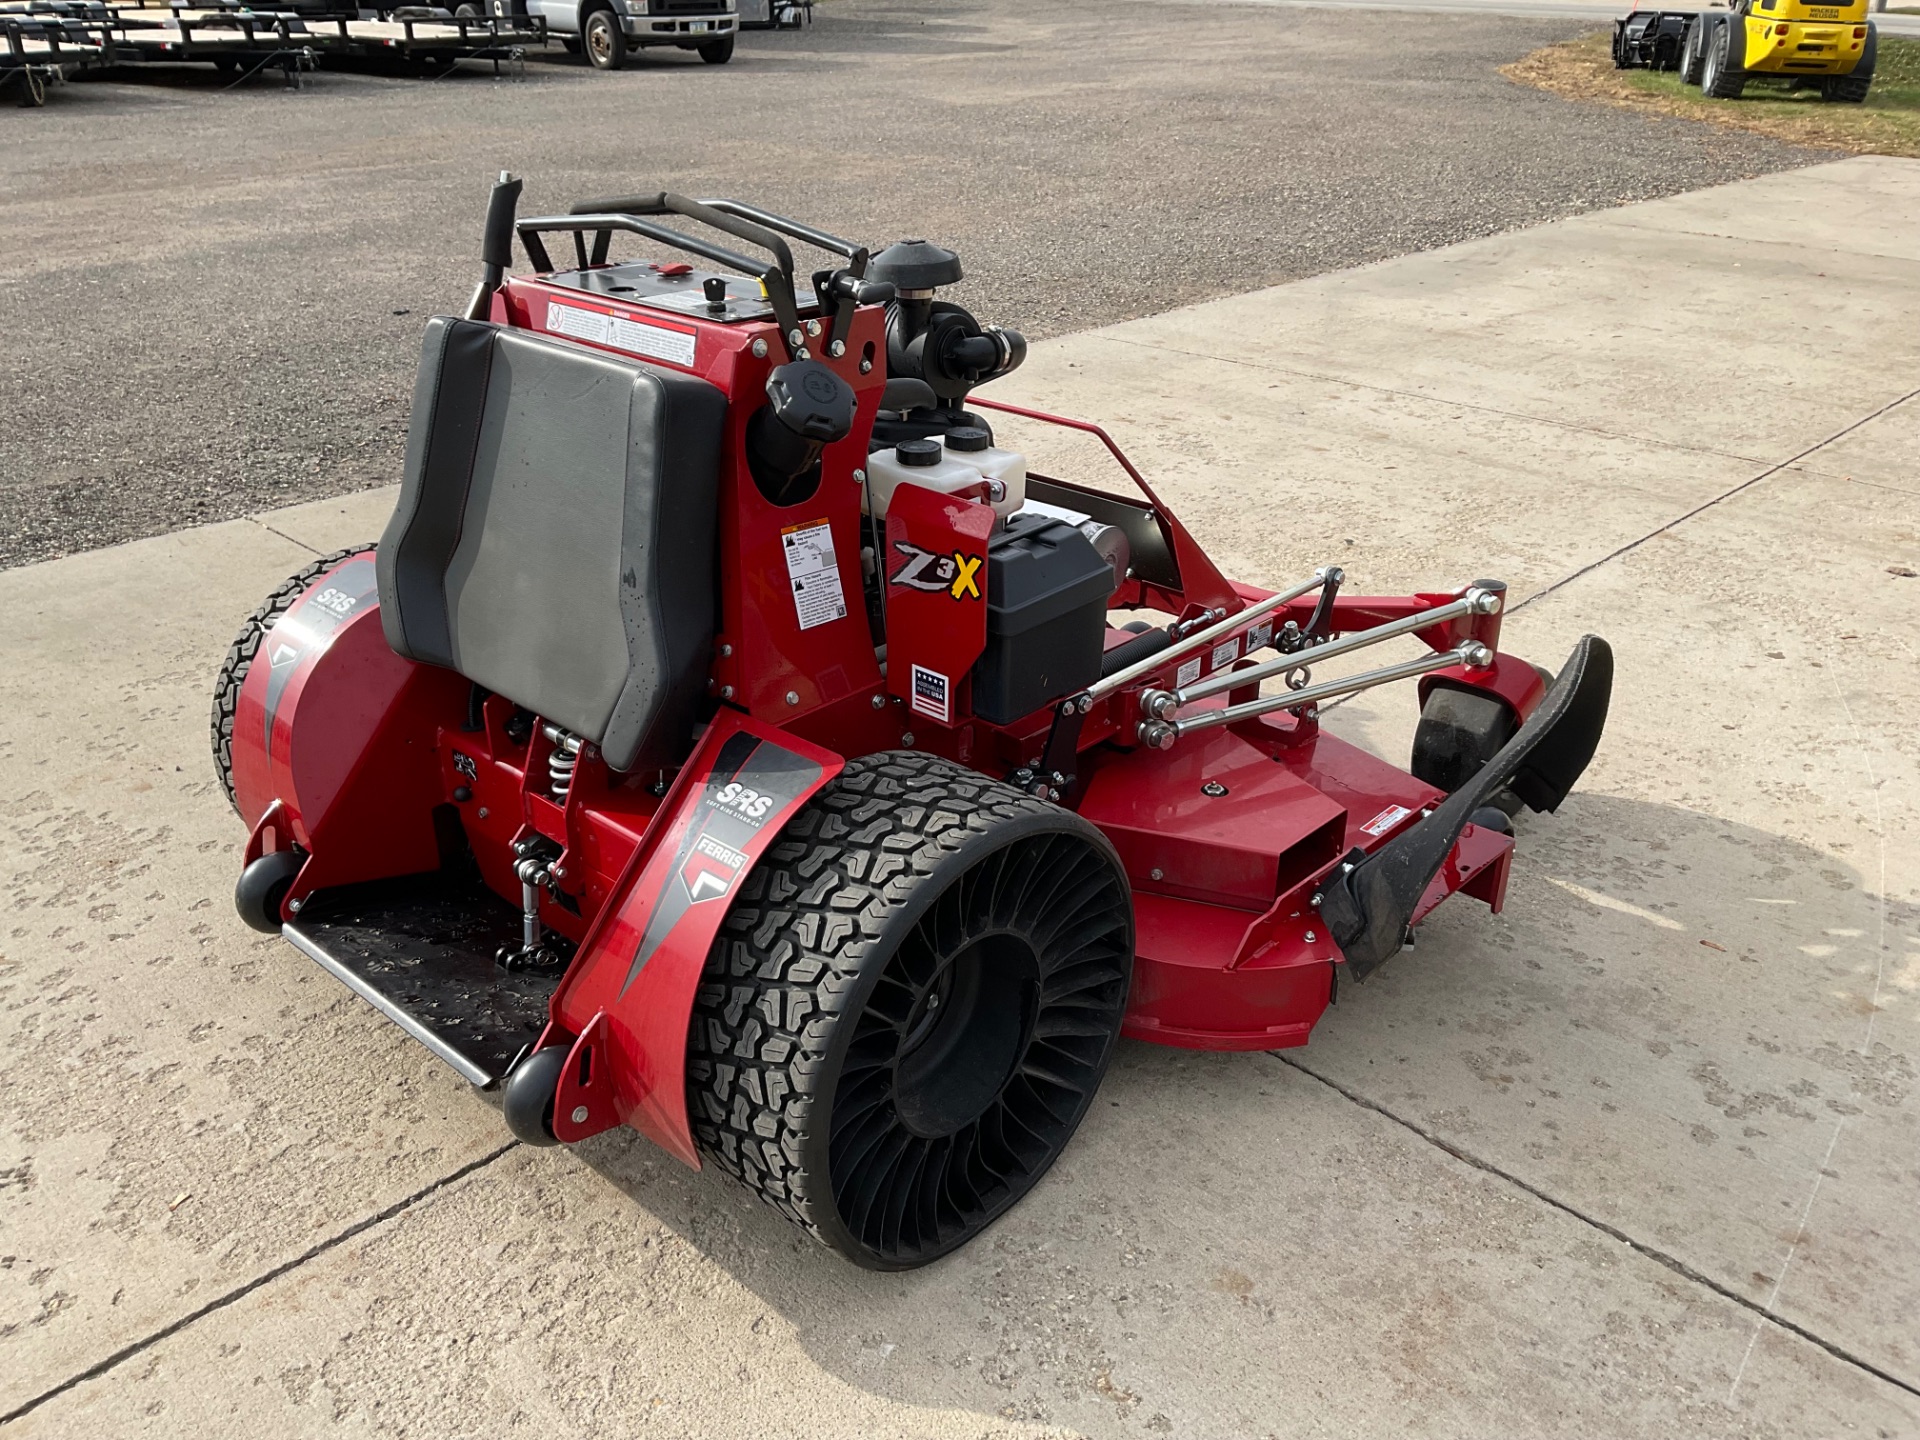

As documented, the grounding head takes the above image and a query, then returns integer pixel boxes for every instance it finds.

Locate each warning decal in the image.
[911,665,951,723]
[544,301,698,369]
[782,518,848,631]
[1360,803,1414,838]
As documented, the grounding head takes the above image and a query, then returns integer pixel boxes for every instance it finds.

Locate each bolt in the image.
[1150,867,1164,881]
[1303,706,1320,721]
[901,732,915,747]
[570,1105,590,1125]
[786,690,800,706]
[926,992,940,1010]
[859,358,873,374]
[720,685,735,700]
[1310,892,1323,906]
[1304,930,1317,943]
[806,319,822,337]
[478,807,489,819]
[828,340,845,358]
[787,328,805,349]
[1202,780,1228,797]
[1050,771,1066,787]
[751,338,768,358]
[871,694,887,709]
[287,897,303,914]
[852,468,867,484]
[719,643,733,658]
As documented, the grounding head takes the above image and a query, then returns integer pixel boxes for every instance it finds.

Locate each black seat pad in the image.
[377,317,725,773]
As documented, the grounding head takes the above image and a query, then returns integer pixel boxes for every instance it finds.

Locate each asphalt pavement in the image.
[0,0,1830,568]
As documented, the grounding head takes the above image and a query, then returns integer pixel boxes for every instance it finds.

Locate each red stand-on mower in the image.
[214,175,1611,1268]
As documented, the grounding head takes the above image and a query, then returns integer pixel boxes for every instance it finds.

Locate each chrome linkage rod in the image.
[1137,640,1493,749]
[1140,585,1503,721]
[1086,567,1336,702]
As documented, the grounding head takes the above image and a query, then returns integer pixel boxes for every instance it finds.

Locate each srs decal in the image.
[263,554,380,766]
[618,731,824,996]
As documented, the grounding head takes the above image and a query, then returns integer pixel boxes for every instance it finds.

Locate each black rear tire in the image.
[1822,27,1874,102]
[686,751,1133,1269]
[697,34,733,63]
[210,545,375,812]
[1679,18,1706,84]
[1702,20,1746,99]
[583,7,625,68]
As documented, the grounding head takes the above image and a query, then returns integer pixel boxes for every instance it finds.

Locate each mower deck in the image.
[282,873,554,1087]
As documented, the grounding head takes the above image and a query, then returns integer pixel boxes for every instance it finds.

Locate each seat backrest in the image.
[377,316,726,773]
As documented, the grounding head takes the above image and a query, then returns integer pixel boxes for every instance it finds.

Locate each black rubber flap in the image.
[1319,634,1613,983]
[282,873,558,1087]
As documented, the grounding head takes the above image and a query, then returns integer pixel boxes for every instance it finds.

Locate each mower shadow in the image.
[559,789,1908,1429]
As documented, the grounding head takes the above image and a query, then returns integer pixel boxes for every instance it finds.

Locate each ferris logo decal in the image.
[890,541,983,601]
[707,780,777,822]
[681,832,751,904]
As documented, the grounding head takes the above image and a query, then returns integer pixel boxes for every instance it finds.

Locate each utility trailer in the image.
[1,11,111,102]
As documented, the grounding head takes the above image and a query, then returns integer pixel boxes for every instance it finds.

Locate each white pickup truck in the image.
[516,0,738,68]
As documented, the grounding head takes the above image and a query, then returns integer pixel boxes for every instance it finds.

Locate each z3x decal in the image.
[890,541,983,601]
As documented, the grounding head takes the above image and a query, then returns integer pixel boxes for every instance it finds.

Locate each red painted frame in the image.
[230,246,1552,1169]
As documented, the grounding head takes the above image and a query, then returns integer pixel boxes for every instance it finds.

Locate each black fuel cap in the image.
[896,438,941,468]
[765,359,856,443]
[944,425,991,452]
[869,239,963,292]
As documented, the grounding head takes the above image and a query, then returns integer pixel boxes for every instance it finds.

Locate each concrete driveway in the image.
[1,156,1914,1437]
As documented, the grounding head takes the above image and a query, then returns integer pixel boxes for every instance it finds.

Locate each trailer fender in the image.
[544,710,845,1165]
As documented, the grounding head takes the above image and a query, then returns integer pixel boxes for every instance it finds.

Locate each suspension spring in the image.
[544,726,582,801]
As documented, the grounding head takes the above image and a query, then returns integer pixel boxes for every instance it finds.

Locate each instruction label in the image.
[782,518,847,631]
[1211,637,1241,672]
[1175,655,1203,689]
[545,301,698,369]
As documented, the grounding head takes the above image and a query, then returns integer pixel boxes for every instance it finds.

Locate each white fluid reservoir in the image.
[940,425,1027,519]
[863,438,991,518]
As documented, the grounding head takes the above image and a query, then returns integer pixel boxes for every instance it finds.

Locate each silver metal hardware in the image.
[828,340,846,358]
[542,724,582,801]
[1172,587,1497,708]
[1166,641,1489,738]
[751,338,768,358]
[1090,568,1332,701]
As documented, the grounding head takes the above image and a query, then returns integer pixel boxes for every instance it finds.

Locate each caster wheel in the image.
[502,1045,568,1146]
[234,850,303,933]
[1412,685,1516,795]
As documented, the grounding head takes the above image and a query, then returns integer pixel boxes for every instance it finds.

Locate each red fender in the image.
[230,549,467,911]
[542,711,844,1166]
[1418,651,1549,725]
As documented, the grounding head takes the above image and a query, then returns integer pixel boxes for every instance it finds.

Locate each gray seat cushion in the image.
[377,316,725,773]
